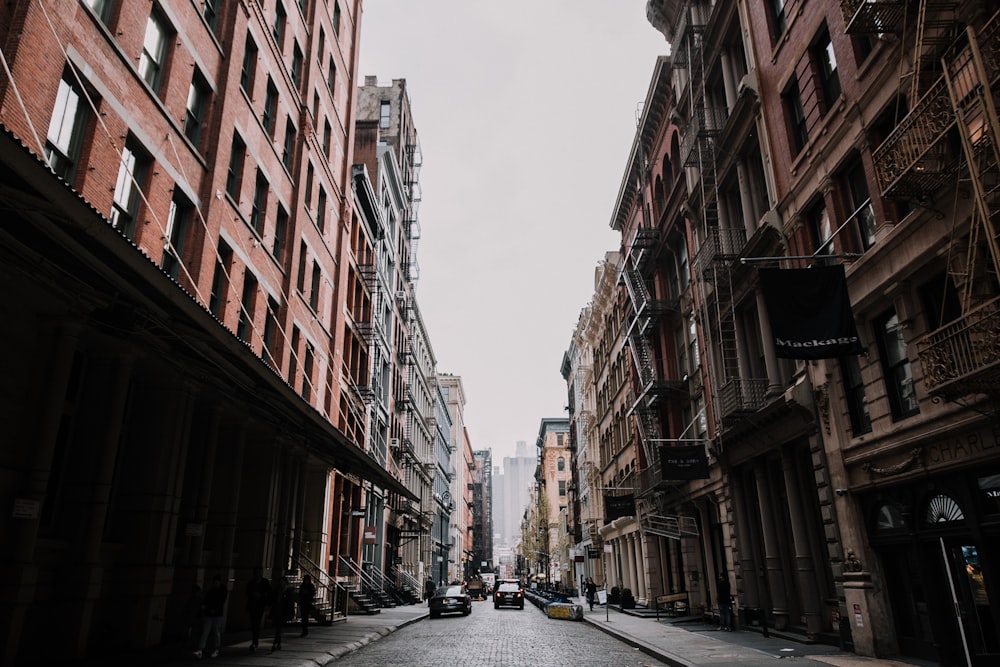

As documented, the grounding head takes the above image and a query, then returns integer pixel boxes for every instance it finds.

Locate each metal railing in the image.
[916,296,1000,398]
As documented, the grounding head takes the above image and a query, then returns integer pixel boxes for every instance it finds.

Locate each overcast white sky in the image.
[358,2,667,466]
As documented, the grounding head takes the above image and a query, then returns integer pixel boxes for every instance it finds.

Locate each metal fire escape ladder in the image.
[944,24,1000,305]
[622,267,662,465]
[913,12,1000,402]
[910,1,960,105]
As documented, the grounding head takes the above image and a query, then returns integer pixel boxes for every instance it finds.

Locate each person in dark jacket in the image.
[298,574,316,636]
[270,575,289,652]
[716,573,733,631]
[424,577,435,604]
[585,577,598,611]
[194,574,228,659]
[244,565,270,652]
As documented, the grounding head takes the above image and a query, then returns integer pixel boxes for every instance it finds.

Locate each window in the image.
[289,326,300,387]
[309,261,321,310]
[558,480,567,496]
[291,42,303,87]
[240,34,258,94]
[302,343,314,400]
[297,241,307,292]
[201,0,218,32]
[317,28,325,62]
[379,100,391,128]
[262,77,278,138]
[316,186,327,232]
[327,56,336,93]
[840,356,871,435]
[322,119,331,156]
[807,198,833,258]
[184,71,209,145]
[874,309,919,420]
[919,272,962,331]
[250,168,268,235]
[769,0,787,37]
[273,2,286,48]
[209,242,233,318]
[305,162,314,202]
[110,138,149,238]
[226,133,246,200]
[84,0,113,25]
[813,27,841,110]
[783,79,808,154]
[162,193,192,280]
[263,296,280,367]
[333,1,341,37]
[273,205,288,261]
[45,71,89,182]
[843,158,876,250]
[557,457,565,471]
[138,10,170,92]
[282,117,296,169]
[237,270,258,342]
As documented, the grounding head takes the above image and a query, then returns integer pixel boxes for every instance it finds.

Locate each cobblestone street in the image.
[333,600,668,667]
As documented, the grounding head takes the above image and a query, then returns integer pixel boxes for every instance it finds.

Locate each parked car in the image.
[493,581,524,609]
[429,585,472,618]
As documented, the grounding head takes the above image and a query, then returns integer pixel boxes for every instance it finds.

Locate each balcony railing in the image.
[693,227,746,271]
[716,377,769,422]
[680,106,729,168]
[840,0,905,35]
[916,296,1000,399]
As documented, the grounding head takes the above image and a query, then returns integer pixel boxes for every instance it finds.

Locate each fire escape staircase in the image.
[913,13,1000,401]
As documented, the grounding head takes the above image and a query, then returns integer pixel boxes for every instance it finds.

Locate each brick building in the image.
[570,1,1000,664]
[0,0,418,661]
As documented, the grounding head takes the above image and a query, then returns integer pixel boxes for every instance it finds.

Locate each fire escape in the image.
[857,3,1000,402]
[678,2,761,436]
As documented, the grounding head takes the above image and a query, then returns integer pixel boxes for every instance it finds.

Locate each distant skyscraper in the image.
[493,441,536,548]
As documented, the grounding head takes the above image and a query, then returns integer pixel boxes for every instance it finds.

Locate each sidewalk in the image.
[578,601,935,667]
[70,605,429,667]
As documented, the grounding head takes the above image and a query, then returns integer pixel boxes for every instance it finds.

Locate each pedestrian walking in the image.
[298,573,316,637]
[424,576,435,604]
[194,574,227,659]
[716,573,733,631]
[585,577,598,611]
[183,583,203,652]
[270,575,288,652]
[244,565,270,652]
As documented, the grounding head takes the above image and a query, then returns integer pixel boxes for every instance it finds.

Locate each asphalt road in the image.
[334,597,670,667]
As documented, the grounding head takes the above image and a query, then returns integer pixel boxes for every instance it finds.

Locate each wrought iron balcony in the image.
[680,106,728,168]
[693,227,746,271]
[840,0,905,35]
[916,296,1000,399]
[871,71,956,199]
[716,377,769,423]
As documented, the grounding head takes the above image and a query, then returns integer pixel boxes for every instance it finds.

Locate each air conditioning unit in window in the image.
[390,438,400,449]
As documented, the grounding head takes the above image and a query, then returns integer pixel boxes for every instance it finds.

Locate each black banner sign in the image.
[759,265,862,359]
[604,493,636,521]
[659,445,710,480]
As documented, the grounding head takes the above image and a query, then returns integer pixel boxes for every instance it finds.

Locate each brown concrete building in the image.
[613,1,1000,664]
[0,0,417,661]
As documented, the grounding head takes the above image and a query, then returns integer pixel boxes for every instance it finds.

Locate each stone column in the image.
[755,461,789,630]
[731,470,760,607]
[1,323,80,664]
[782,448,822,637]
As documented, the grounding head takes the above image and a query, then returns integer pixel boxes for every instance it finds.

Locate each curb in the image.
[316,612,428,665]
[582,615,695,667]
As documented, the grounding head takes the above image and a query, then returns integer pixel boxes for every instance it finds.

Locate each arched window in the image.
[557,457,565,471]
[925,493,965,524]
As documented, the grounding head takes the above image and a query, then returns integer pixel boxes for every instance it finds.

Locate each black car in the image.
[493,581,524,609]
[428,585,472,618]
